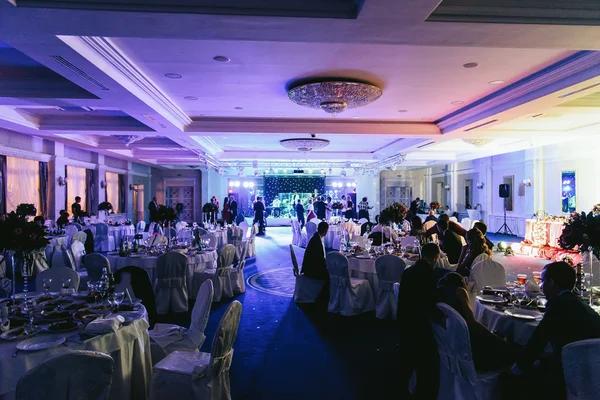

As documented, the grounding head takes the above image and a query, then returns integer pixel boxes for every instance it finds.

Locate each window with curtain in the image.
[106,171,120,213]
[6,156,41,214]
[66,165,87,214]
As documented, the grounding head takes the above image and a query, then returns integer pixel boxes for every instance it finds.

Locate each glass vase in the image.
[7,250,16,301]
[20,257,33,302]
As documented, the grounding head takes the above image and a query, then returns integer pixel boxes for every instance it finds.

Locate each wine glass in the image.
[400,245,406,258]
[42,278,52,294]
[514,287,526,306]
[532,271,541,285]
[113,292,124,312]
[517,274,528,287]
[61,279,72,296]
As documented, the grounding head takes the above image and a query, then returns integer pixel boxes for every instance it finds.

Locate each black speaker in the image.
[499,184,510,198]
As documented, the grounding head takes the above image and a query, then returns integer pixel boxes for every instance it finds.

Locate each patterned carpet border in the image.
[246,267,294,298]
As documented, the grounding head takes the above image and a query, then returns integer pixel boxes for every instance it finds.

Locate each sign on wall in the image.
[561,171,576,213]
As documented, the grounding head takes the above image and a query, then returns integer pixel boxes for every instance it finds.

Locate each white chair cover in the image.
[460,218,472,231]
[375,255,406,319]
[472,253,490,267]
[176,221,187,231]
[201,233,217,249]
[16,350,114,400]
[87,224,97,238]
[72,231,88,245]
[156,251,189,314]
[245,224,258,257]
[290,245,325,303]
[136,221,146,233]
[72,222,83,231]
[470,220,480,230]
[326,252,375,316]
[450,217,458,223]
[562,339,600,400]
[468,259,506,307]
[228,226,244,262]
[51,249,66,269]
[70,240,86,271]
[83,253,110,282]
[358,218,368,224]
[93,223,116,252]
[230,241,249,295]
[150,280,214,365]
[354,236,367,248]
[305,221,318,240]
[238,221,249,239]
[426,303,503,400]
[290,220,300,246]
[194,245,235,302]
[35,266,80,292]
[150,301,242,400]
[62,245,76,270]
[65,225,78,247]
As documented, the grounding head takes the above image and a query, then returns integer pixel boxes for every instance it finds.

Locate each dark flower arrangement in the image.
[16,203,37,217]
[202,202,218,213]
[380,202,408,225]
[331,202,344,210]
[559,211,600,260]
[151,205,178,224]
[429,201,441,210]
[98,202,113,212]
[0,212,49,256]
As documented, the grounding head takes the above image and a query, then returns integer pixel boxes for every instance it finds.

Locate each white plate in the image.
[116,312,139,324]
[356,254,372,259]
[476,295,507,304]
[0,326,41,341]
[17,336,66,351]
[504,308,541,320]
[128,254,144,258]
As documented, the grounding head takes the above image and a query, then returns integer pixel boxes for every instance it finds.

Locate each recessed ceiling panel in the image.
[427,0,600,26]
[14,0,363,19]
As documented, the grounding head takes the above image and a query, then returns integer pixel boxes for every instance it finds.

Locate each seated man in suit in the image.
[425,213,467,238]
[508,261,600,398]
[301,221,329,280]
[436,219,464,264]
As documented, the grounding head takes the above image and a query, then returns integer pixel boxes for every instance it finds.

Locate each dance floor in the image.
[158,227,550,400]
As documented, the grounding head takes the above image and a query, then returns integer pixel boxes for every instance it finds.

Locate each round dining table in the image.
[474,300,542,346]
[0,305,152,400]
[346,253,417,297]
[207,229,228,249]
[107,225,135,246]
[107,250,217,299]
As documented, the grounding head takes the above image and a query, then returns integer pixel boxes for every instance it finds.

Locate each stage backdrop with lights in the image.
[264,177,325,205]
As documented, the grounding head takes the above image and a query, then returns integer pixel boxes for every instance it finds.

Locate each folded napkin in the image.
[526,280,541,293]
[83,315,125,335]
[149,323,186,348]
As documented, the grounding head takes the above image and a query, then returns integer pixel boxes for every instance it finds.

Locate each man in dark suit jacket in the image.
[228,195,238,224]
[148,197,158,221]
[409,197,420,216]
[301,221,329,280]
[397,243,444,399]
[314,196,327,220]
[425,213,467,238]
[437,219,464,264]
[295,200,305,229]
[510,262,600,398]
[253,197,266,236]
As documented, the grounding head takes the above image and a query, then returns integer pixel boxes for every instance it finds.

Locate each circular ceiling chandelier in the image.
[280,138,330,152]
[463,138,494,148]
[287,80,382,115]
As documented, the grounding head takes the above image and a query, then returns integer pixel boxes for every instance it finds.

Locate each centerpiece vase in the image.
[587,248,595,306]
[7,250,16,300]
[19,256,32,302]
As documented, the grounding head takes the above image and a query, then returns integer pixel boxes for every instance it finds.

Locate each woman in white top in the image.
[325,196,332,221]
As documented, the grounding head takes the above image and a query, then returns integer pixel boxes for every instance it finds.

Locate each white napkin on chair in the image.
[149,323,186,348]
[83,315,125,335]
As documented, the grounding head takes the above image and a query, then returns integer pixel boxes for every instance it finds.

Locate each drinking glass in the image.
[532,271,541,285]
[517,274,528,287]
[42,278,52,294]
[113,292,124,312]
[514,287,526,305]
[536,296,547,312]
[400,245,406,258]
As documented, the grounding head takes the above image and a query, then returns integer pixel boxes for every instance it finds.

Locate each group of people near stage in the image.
[299,216,600,399]
[294,195,374,229]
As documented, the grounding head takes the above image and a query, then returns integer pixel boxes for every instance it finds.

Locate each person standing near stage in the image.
[221,197,231,224]
[325,196,333,221]
[345,198,354,220]
[253,196,266,236]
[314,196,327,220]
[357,197,373,222]
[229,195,238,224]
[295,199,305,229]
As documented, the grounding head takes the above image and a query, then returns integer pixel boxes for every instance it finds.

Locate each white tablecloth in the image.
[0,307,151,400]
[46,235,66,247]
[347,255,416,297]
[107,251,217,298]
[474,300,541,346]
[207,229,228,249]
[108,225,135,246]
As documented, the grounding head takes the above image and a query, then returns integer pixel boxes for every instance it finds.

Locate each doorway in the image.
[132,184,144,224]
[166,186,194,221]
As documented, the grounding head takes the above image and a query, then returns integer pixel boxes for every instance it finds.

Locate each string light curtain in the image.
[106,171,120,213]
[66,166,86,214]
[6,156,40,214]
[263,177,325,205]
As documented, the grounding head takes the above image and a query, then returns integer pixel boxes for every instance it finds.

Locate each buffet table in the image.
[524,218,566,248]
[0,306,152,400]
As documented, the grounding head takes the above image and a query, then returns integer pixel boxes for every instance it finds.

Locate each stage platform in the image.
[244,216,292,227]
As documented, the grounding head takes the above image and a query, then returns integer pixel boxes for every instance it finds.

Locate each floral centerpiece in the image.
[559,211,600,259]
[202,202,218,213]
[592,204,600,216]
[429,201,441,211]
[16,203,37,218]
[98,201,113,213]
[380,202,408,225]
[151,205,177,225]
[331,202,344,210]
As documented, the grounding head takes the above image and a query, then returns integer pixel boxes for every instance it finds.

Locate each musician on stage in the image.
[272,196,281,218]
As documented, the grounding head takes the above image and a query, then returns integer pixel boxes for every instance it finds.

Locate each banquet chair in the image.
[230,241,249,295]
[87,225,97,238]
[156,251,189,314]
[228,226,244,262]
[176,221,187,231]
[72,231,88,245]
[245,224,259,257]
[418,303,504,400]
[424,220,437,232]
[358,218,368,224]
[400,236,418,248]
[290,220,300,246]
[150,280,214,365]
[393,282,400,319]
[136,221,146,233]
[65,225,78,247]
[305,220,318,240]
[360,222,375,236]
[472,253,490,268]
[354,235,368,248]
[290,245,325,303]
[326,252,375,316]
[150,300,242,400]
[562,338,600,400]
[470,220,480,230]
[83,253,111,282]
[375,255,406,319]
[61,245,76,270]
[16,350,114,400]
[36,266,80,292]
[72,222,83,231]
[238,221,249,239]
[114,265,158,327]
[449,216,458,223]
[468,259,506,308]
[460,218,472,231]
[50,248,66,269]
[368,232,387,246]
[193,244,235,302]
[201,233,218,249]
[94,223,115,252]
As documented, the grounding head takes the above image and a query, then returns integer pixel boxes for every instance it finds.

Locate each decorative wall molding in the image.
[58,36,192,131]
[437,51,600,133]
[189,136,223,155]
[0,145,52,162]
[0,106,40,130]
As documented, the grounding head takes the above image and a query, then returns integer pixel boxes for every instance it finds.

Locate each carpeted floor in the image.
[156,227,554,400]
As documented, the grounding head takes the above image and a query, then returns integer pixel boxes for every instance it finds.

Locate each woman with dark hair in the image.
[436,272,515,371]
[345,199,354,221]
[456,228,492,276]
[221,196,231,223]
[409,215,426,244]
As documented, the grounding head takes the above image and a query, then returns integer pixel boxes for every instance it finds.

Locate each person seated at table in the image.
[371,215,398,242]
[56,210,69,228]
[424,209,438,223]
[436,219,463,264]
[33,215,45,227]
[397,243,447,398]
[437,272,516,371]
[455,228,492,277]
[507,261,600,399]
[473,221,494,250]
[409,215,426,244]
[425,213,467,239]
[301,222,330,305]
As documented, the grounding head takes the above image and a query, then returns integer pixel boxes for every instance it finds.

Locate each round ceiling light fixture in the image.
[463,62,479,68]
[463,138,494,148]
[397,109,408,113]
[451,101,464,105]
[234,106,244,110]
[184,96,198,100]
[488,80,505,85]
[213,55,230,63]
[287,79,382,115]
[165,73,182,79]
[280,138,330,152]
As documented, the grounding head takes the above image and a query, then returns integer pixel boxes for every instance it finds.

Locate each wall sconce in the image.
[100,180,107,189]
[476,182,485,189]
[523,178,532,187]
[57,176,67,187]
[444,185,451,191]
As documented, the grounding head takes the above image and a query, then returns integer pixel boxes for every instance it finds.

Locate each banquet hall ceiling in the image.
[0,0,598,172]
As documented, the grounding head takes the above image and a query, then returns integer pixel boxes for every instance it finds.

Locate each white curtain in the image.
[106,172,120,213]
[6,156,40,214]
[67,166,86,213]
